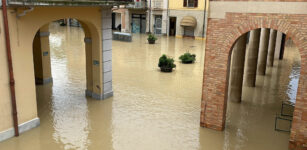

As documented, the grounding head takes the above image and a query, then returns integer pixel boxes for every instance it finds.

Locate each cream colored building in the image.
[168,0,206,39]
[0,0,131,142]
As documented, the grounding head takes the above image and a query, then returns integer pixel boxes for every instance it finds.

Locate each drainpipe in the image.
[166,0,169,36]
[202,0,206,38]
[202,0,209,38]
[2,0,19,136]
[148,0,151,33]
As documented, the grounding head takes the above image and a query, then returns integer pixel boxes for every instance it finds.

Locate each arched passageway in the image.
[33,21,95,149]
[0,6,115,142]
[32,19,96,96]
[200,13,307,149]
[223,28,301,149]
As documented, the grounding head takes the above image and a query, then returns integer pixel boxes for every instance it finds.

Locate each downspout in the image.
[166,0,169,36]
[202,0,209,38]
[2,0,19,136]
[201,0,206,38]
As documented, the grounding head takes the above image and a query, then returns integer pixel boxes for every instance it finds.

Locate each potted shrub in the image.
[147,34,157,44]
[158,54,176,72]
[179,52,196,64]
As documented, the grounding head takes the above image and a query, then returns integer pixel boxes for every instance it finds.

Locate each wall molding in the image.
[0,117,40,142]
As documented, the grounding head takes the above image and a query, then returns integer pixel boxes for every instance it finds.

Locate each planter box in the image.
[113,32,132,42]
[182,60,194,64]
[160,67,173,72]
[148,39,155,44]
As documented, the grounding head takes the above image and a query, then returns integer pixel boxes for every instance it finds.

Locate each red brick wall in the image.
[210,0,307,2]
[201,13,307,150]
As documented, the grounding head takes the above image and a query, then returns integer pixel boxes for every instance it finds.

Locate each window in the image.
[183,0,198,8]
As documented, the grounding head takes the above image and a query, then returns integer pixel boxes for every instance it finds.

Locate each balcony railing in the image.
[152,0,163,9]
[126,1,147,9]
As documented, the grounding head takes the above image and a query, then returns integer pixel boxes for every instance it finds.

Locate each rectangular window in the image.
[183,0,198,8]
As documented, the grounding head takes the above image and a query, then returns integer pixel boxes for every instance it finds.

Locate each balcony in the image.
[152,0,163,10]
[126,1,147,9]
[6,0,133,7]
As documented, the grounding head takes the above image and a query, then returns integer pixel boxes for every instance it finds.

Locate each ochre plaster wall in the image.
[169,0,205,10]
[0,6,103,133]
[0,11,13,132]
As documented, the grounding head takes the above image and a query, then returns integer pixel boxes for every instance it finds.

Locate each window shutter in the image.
[194,0,198,7]
[183,0,187,7]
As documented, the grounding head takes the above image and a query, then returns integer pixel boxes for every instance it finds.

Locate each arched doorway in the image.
[31,19,97,149]
[223,28,301,149]
[200,14,307,149]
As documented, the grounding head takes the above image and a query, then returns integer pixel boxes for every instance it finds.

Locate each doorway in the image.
[154,15,162,34]
[183,26,194,37]
[169,17,176,36]
[132,14,146,33]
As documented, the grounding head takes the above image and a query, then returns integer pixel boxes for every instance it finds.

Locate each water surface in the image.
[0,23,300,150]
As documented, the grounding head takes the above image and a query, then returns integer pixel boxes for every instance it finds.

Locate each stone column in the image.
[120,10,126,32]
[257,28,270,75]
[101,8,113,99]
[274,31,283,60]
[33,25,52,84]
[267,29,277,67]
[124,9,130,33]
[228,33,247,102]
[162,10,168,35]
[245,29,261,87]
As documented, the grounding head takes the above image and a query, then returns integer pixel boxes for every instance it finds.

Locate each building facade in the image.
[0,0,131,142]
[168,0,206,39]
[200,0,307,149]
[146,0,168,35]
[112,0,148,33]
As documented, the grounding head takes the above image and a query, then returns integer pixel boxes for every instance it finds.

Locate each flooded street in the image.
[0,23,300,150]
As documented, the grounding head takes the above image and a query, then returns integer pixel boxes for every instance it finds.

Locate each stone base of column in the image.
[289,140,307,150]
[35,77,53,85]
[85,90,113,100]
[200,122,224,131]
[0,118,40,142]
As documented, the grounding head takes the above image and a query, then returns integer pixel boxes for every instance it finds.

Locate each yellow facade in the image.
[0,7,106,136]
[169,0,205,10]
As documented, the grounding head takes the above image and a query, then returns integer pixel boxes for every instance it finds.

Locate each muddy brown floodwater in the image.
[0,23,301,150]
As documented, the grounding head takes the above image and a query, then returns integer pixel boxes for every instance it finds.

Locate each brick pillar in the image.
[228,33,247,102]
[257,28,270,75]
[101,8,113,99]
[274,31,283,59]
[33,25,52,84]
[279,33,286,60]
[245,29,261,87]
[267,29,277,67]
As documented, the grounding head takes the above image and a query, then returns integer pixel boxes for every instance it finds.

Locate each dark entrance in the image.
[169,17,176,36]
[132,14,146,33]
[183,26,194,37]
[154,15,162,34]
[112,13,116,30]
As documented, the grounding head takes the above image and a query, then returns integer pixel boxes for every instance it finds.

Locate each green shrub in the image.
[158,54,176,69]
[147,34,157,41]
[179,52,196,63]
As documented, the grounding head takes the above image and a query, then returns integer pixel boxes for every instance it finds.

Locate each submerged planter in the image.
[148,39,156,44]
[181,60,194,64]
[160,67,173,72]
[179,53,196,64]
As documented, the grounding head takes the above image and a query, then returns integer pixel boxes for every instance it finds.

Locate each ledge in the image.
[0,118,40,142]
[7,0,133,7]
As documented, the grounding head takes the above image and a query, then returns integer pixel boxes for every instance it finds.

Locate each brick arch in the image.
[201,13,307,149]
